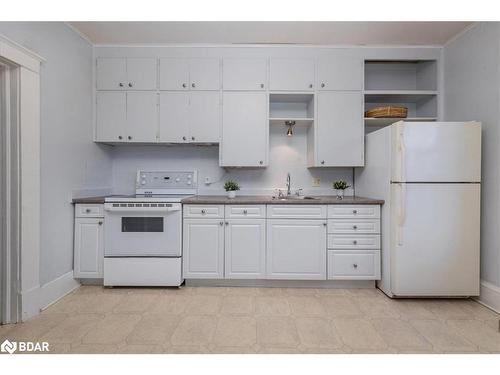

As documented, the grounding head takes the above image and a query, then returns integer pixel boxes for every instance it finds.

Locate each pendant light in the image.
[285,120,295,137]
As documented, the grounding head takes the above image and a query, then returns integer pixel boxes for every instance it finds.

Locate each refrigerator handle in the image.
[395,123,406,182]
[397,183,407,246]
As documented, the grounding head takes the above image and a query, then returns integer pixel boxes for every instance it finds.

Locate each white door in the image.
[316,91,364,166]
[159,92,189,143]
[126,92,158,143]
[189,58,220,90]
[269,59,315,91]
[159,58,189,90]
[225,219,266,279]
[223,58,268,90]
[189,91,220,143]
[74,218,103,278]
[317,55,363,90]
[221,92,268,167]
[266,220,327,280]
[96,58,126,90]
[183,219,224,279]
[390,183,480,296]
[96,92,127,142]
[392,121,482,182]
[126,58,157,90]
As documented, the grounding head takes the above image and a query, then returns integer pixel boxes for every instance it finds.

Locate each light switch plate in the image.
[312,177,321,187]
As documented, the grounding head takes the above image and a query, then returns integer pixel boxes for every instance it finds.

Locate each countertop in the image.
[72,195,384,205]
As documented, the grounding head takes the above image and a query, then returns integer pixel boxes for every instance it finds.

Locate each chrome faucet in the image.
[286,173,291,196]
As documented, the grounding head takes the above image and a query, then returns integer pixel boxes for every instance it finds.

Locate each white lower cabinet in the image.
[266,219,327,280]
[225,219,266,279]
[327,250,381,280]
[183,219,224,278]
[74,216,104,279]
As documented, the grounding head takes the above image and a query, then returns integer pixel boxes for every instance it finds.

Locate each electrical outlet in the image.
[312,177,321,187]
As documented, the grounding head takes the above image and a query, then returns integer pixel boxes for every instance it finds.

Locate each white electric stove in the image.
[103,171,197,287]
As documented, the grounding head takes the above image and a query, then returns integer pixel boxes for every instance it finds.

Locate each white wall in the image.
[0,23,113,285]
[443,22,500,287]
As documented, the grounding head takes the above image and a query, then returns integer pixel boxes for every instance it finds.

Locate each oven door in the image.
[104,203,181,257]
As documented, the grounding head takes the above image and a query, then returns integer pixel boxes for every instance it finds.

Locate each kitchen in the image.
[0,12,499,365]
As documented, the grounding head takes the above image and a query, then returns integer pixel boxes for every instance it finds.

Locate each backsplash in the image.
[111,126,354,196]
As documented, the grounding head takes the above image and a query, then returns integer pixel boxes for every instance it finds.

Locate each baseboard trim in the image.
[40,271,80,311]
[475,280,500,313]
[21,285,40,321]
[185,279,376,288]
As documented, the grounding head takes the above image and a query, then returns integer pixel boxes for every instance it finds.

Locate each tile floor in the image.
[1,286,499,354]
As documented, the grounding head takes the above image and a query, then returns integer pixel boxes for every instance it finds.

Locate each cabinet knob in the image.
[321,83,325,88]
[191,83,195,88]
[260,83,264,88]
[182,83,187,88]
[259,160,263,165]
[321,160,325,165]
[191,136,195,141]
[309,84,313,88]
[225,221,229,226]
[323,222,327,226]
[118,135,123,140]
[353,225,358,229]
[128,136,132,140]
[182,136,187,141]
[128,83,133,88]
[353,240,358,245]
[119,83,124,87]
[353,263,358,269]
[243,210,248,215]
[353,209,358,214]
[98,221,103,225]
[219,221,224,226]
[201,209,206,214]
[85,208,91,213]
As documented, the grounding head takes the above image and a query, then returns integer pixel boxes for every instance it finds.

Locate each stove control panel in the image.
[135,171,198,191]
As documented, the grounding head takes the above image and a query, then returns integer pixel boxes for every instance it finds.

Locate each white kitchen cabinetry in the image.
[159,91,220,143]
[313,91,364,167]
[74,205,104,279]
[183,219,225,278]
[225,219,266,279]
[97,58,157,90]
[220,92,268,167]
[223,58,268,90]
[317,55,363,91]
[266,219,327,280]
[159,58,220,91]
[269,59,315,91]
[96,91,158,143]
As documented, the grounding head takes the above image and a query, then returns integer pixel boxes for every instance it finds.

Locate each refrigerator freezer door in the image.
[391,122,481,183]
[390,183,480,296]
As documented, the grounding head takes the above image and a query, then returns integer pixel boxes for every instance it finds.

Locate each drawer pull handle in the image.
[353,240,358,245]
[201,209,206,214]
[243,210,248,215]
[353,210,358,214]
[353,263,358,269]
[85,208,91,213]
[353,225,358,229]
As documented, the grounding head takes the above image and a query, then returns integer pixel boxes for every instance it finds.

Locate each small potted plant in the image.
[224,180,240,199]
[333,180,350,200]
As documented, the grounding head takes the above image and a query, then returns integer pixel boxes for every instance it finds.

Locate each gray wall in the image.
[0,22,113,285]
[443,22,500,287]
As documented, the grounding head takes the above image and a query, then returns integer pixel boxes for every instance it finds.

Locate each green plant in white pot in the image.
[224,180,240,199]
[333,180,350,200]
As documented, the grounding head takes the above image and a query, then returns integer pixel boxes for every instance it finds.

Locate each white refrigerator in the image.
[355,121,481,297]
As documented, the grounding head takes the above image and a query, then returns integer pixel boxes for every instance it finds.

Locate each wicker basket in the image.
[365,106,408,118]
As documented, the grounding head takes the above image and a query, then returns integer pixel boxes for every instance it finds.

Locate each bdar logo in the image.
[1,339,17,354]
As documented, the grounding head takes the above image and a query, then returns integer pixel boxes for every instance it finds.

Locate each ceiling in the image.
[69,21,473,46]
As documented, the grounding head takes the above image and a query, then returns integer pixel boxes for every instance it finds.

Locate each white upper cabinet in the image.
[160,58,220,91]
[315,91,364,167]
[96,92,126,142]
[269,59,315,91]
[223,58,268,90]
[96,58,157,90]
[221,92,268,167]
[126,92,158,142]
[159,92,189,142]
[317,55,363,91]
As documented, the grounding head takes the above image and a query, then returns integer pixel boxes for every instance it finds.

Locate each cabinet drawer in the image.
[75,204,104,218]
[327,250,381,280]
[328,234,380,249]
[267,205,327,219]
[328,205,380,219]
[183,205,224,218]
[225,205,266,219]
[328,219,380,234]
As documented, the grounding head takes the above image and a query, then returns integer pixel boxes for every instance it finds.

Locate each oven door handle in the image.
[103,206,181,213]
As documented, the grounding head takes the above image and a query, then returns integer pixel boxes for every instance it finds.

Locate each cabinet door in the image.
[189,91,220,143]
[223,58,268,90]
[126,58,157,90]
[269,59,315,91]
[316,91,364,167]
[96,58,126,90]
[74,218,104,278]
[225,219,266,279]
[96,92,127,142]
[317,56,363,90]
[183,219,224,278]
[126,92,158,143]
[189,58,220,90]
[159,58,189,90]
[266,220,326,280]
[221,92,268,167]
[159,92,189,143]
